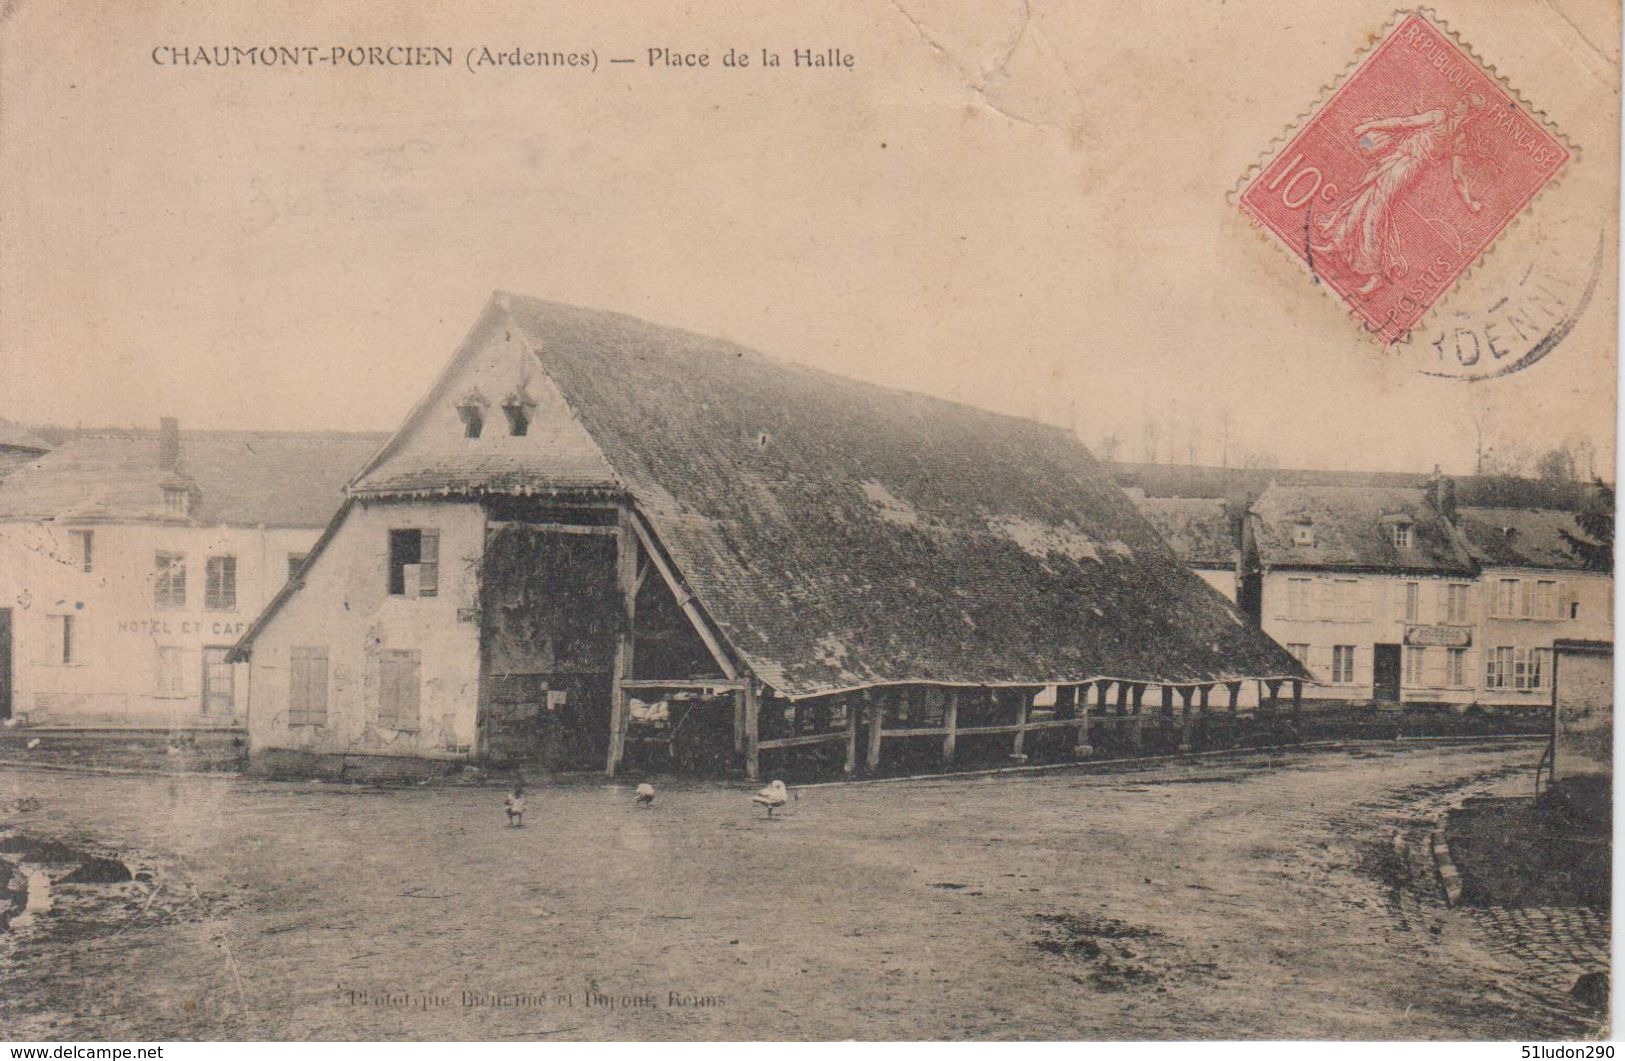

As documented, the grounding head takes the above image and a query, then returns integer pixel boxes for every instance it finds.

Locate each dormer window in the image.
[455,390,490,439]
[1390,523,1411,548]
[1291,520,1315,547]
[502,389,536,437]
[162,486,191,516]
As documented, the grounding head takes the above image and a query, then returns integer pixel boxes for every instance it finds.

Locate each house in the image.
[0,421,385,727]
[1454,507,1613,707]
[229,294,1308,779]
[0,419,50,482]
[1245,480,1481,704]
[1128,493,1240,601]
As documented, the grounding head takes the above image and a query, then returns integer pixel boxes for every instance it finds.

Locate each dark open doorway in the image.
[1373,643,1402,702]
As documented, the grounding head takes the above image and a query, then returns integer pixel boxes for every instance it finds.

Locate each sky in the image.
[0,0,1618,476]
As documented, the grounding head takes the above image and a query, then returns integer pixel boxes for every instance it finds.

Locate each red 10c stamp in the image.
[1239,11,1570,345]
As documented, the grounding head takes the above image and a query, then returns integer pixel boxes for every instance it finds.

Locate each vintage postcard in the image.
[0,0,1617,1046]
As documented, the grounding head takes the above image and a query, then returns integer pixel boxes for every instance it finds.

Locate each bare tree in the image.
[1139,420,1161,464]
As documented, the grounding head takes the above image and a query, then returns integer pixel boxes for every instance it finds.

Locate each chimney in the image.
[158,417,180,471]
[1427,464,1457,522]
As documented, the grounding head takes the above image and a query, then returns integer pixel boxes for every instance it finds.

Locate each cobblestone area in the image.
[1441,776,1612,1038]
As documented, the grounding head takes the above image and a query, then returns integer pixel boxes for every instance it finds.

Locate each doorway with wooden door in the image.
[202,646,235,716]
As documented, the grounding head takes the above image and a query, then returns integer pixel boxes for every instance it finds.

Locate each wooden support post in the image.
[1263,679,1282,719]
[1114,680,1128,716]
[1198,684,1211,745]
[1227,681,1242,713]
[1178,686,1195,752]
[844,697,859,776]
[865,690,886,772]
[1130,683,1145,750]
[1077,684,1093,757]
[743,680,760,781]
[1161,683,1174,717]
[1291,679,1303,719]
[607,506,639,778]
[1011,688,1029,761]
[942,688,959,764]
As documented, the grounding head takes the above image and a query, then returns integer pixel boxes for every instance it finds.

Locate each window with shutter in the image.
[154,552,187,609]
[1403,646,1426,686]
[205,555,237,611]
[1447,584,1470,624]
[419,531,439,597]
[377,650,421,731]
[156,646,184,695]
[289,646,329,726]
[1331,645,1356,684]
[1446,648,1467,687]
[388,529,439,597]
[69,530,93,573]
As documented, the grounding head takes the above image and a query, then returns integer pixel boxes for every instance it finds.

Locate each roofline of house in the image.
[1258,562,1479,578]
[344,293,510,493]
[227,497,356,662]
[1469,561,1607,575]
[0,515,338,531]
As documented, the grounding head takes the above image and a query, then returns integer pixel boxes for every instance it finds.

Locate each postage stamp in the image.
[1238,10,1571,346]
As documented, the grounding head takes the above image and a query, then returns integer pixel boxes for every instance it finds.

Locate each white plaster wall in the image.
[1260,570,1480,704]
[246,499,485,758]
[0,520,319,725]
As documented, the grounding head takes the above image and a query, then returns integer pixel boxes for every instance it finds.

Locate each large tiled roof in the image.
[333,295,1305,696]
[0,431,386,527]
[1455,507,1601,571]
[1250,483,1475,575]
[1132,495,1236,568]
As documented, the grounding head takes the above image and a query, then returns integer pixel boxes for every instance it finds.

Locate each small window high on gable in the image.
[502,389,536,437]
[456,391,489,439]
[1291,520,1315,547]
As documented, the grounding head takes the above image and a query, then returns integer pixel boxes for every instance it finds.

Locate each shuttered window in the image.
[1331,645,1355,684]
[155,552,186,609]
[289,646,329,726]
[1495,579,1519,617]
[377,650,421,731]
[156,646,184,695]
[1446,584,1470,624]
[205,555,237,611]
[69,530,93,573]
[1486,647,1549,690]
[388,529,439,597]
[1446,648,1468,687]
[1404,582,1420,622]
[1534,580,1559,619]
[1403,646,1426,686]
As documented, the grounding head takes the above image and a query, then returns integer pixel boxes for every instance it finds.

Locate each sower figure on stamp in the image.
[1312,93,1487,296]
